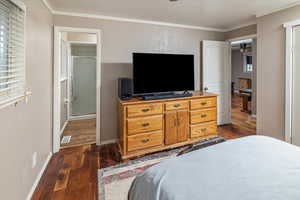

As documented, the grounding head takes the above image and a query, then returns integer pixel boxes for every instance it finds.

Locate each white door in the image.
[60,39,69,130]
[291,26,300,146]
[202,40,231,125]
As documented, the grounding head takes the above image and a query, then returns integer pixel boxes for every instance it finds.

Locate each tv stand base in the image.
[141,92,193,101]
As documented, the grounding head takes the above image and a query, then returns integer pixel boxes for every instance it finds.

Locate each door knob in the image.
[64,98,69,104]
[204,87,208,91]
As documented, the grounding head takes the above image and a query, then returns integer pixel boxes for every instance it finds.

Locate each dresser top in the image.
[119,91,217,105]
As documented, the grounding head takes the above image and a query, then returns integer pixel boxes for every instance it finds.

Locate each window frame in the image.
[0,0,29,110]
[243,54,253,73]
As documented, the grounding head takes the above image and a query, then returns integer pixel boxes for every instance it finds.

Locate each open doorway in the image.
[229,37,256,134]
[53,27,101,152]
[61,39,97,148]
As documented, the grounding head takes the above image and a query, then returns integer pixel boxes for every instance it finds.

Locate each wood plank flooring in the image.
[32,145,99,200]
[32,95,256,200]
[61,119,96,149]
[219,95,256,139]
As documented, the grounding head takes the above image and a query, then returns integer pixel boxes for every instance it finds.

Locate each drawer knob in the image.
[201,102,207,105]
[201,114,207,118]
[201,128,207,132]
[142,122,150,127]
[141,139,150,143]
[174,104,181,108]
[142,108,150,112]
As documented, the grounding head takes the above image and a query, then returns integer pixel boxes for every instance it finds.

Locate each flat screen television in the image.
[133,53,195,95]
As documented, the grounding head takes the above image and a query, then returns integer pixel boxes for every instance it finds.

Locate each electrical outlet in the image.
[32,152,37,168]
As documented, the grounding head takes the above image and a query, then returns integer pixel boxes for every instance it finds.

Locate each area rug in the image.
[98,136,225,200]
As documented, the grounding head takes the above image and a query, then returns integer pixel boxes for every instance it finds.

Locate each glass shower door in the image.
[71,56,96,116]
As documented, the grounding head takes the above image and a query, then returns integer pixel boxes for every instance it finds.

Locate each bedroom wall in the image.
[0,0,53,199]
[251,39,257,115]
[256,5,300,140]
[225,24,257,40]
[53,14,225,142]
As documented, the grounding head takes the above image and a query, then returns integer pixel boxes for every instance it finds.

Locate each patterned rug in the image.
[98,137,225,200]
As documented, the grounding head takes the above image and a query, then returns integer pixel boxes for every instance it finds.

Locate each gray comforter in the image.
[128,136,300,200]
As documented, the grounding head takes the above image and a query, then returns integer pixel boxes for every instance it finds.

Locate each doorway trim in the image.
[284,20,300,144]
[226,34,258,127]
[53,26,101,153]
[227,34,257,42]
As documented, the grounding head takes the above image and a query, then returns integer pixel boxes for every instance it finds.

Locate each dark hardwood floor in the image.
[31,95,256,200]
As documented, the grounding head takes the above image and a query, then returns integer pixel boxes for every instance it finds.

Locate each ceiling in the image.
[48,0,300,31]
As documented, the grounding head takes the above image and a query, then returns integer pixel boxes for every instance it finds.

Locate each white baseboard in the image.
[26,152,52,200]
[60,120,68,136]
[99,138,119,145]
[69,114,96,121]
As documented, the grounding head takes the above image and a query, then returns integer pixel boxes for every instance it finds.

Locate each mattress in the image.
[128,136,300,200]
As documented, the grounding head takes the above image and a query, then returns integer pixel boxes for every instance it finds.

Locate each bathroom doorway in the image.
[53,27,101,152]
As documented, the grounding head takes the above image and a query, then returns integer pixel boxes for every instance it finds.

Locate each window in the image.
[244,55,253,72]
[0,0,25,107]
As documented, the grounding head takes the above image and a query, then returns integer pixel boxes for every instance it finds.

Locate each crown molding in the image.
[256,0,300,17]
[41,0,54,13]
[41,0,225,32]
[41,0,299,33]
[52,11,225,32]
[224,22,257,32]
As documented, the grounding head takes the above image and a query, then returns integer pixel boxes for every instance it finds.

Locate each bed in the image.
[128,136,300,200]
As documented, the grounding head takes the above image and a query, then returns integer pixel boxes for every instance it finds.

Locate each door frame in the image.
[284,20,300,144]
[53,26,102,153]
[227,34,258,122]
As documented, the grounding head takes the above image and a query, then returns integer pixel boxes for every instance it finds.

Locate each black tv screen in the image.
[133,53,195,95]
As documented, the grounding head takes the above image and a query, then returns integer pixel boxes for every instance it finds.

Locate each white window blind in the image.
[0,0,25,106]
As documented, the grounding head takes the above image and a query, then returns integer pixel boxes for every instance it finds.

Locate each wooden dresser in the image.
[118,92,218,159]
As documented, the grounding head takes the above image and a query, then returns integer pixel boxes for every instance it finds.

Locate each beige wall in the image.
[251,39,257,115]
[53,15,225,141]
[0,0,53,199]
[225,24,257,40]
[256,5,300,140]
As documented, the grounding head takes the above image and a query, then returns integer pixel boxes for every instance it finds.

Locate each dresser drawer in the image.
[190,108,216,124]
[127,115,163,135]
[190,98,216,110]
[127,131,163,152]
[190,122,217,138]
[127,103,163,117]
[165,101,189,111]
